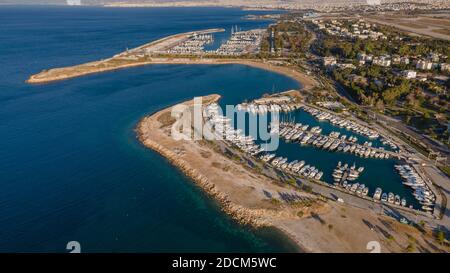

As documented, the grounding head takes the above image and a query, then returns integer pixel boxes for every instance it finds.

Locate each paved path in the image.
[421,165,450,232]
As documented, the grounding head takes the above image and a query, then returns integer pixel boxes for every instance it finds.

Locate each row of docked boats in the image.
[395,165,435,212]
[381,138,398,150]
[301,105,379,139]
[335,177,408,207]
[204,103,266,156]
[333,162,369,196]
[331,161,409,207]
[333,162,364,183]
[377,190,408,207]
[212,29,265,56]
[342,181,370,196]
[236,102,301,114]
[204,103,324,183]
[167,33,214,55]
[278,122,393,159]
[261,154,324,180]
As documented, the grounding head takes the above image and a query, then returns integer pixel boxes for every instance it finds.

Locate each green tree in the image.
[436,231,445,245]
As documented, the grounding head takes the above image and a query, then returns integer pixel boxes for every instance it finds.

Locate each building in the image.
[427,52,440,63]
[440,63,450,73]
[322,56,337,67]
[400,56,410,65]
[373,56,391,67]
[357,53,374,64]
[402,70,417,79]
[416,60,433,70]
[337,63,356,69]
[392,55,401,64]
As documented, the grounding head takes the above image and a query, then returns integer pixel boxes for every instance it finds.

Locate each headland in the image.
[136,93,446,252]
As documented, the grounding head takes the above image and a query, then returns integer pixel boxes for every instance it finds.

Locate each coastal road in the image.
[420,165,450,232]
[297,177,442,229]
[371,111,450,162]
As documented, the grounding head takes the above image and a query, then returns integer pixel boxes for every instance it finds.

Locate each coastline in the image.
[27,58,316,91]
[26,30,446,253]
[135,94,314,252]
[135,94,446,253]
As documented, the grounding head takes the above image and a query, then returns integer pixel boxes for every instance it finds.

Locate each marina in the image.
[204,102,324,182]
[213,93,429,211]
[212,28,265,56]
[277,121,399,160]
[301,105,380,140]
[167,33,214,55]
[395,165,436,212]
[163,27,265,56]
[332,162,369,196]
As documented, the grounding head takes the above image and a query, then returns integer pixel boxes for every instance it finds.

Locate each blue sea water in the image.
[0,5,418,252]
[0,5,302,252]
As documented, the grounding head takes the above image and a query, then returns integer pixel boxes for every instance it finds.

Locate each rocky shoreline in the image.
[134,93,284,228]
[134,95,446,253]
[137,119,271,228]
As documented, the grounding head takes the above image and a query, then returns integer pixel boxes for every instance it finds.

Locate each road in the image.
[225,139,440,229]
[372,111,450,163]
[420,165,450,232]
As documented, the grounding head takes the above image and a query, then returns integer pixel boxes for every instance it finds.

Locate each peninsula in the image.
[136,92,446,252]
[27,28,319,91]
[27,28,224,84]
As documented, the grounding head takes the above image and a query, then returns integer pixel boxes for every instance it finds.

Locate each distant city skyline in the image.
[67,0,81,5]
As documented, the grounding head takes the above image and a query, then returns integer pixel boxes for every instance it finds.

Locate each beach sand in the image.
[27,57,317,92]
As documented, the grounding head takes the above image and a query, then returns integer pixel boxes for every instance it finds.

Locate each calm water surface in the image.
[0,5,302,252]
[0,6,416,252]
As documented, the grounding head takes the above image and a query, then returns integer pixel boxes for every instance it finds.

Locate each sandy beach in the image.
[27,57,317,91]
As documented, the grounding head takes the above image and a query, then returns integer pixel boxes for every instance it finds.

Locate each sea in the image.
[0,5,417,252]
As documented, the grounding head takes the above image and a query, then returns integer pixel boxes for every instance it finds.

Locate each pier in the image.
[278,121,402,160]
[202,92,438,220]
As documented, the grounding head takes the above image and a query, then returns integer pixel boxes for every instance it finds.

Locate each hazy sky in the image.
[0,0,421,5]
[1,0,204,4]
[0,0,67,3]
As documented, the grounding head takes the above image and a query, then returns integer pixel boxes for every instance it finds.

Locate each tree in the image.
[375,99,385,111]
[405,115,412,125]
[398,44,410,55]
[382,81,411,105]
[406,92,417,107]
[436,231,445,245]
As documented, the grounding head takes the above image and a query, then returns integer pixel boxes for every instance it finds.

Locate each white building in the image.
[337,63,356,69]
[400,56,410,65]
[373,56,391,67]
[416,60,433,70]
[322,56,337,67]
[441,63,450,73]
[402,70,417,79]
[427,52,440,62]
[357,53,374,64]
